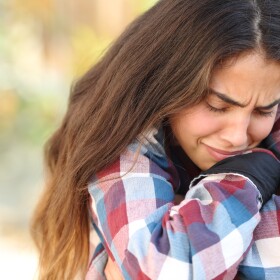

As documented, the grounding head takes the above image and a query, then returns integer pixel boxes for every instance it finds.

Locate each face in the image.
[170,52,280,170]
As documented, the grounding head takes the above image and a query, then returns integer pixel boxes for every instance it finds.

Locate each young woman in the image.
[31,0,280,279]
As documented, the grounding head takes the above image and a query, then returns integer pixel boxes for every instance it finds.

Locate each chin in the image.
[195,160,216,171]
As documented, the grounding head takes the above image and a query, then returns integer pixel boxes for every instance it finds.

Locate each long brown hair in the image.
[31,0,280,278]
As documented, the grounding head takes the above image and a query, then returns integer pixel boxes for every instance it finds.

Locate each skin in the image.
[170,51,280,170]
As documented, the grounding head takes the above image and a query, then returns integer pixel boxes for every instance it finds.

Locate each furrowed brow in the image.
[208,88,248,107]
[256,99,280,110]
[209,88,280,110]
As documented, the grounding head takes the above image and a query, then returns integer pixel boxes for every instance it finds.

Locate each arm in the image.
[88,146,279,280]
[236,107,280,279]
[103,193,186,280]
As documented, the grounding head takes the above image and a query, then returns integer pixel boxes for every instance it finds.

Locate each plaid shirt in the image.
[87,109,280,280]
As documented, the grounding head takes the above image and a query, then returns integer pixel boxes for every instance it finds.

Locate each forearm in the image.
[89,171,262,279]
[236,109,280,277]
[89,136,280,279]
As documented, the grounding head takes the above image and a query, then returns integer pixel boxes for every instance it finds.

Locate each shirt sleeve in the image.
[88,146,263,280]
[237,107,280,279]
[237,195,280,279]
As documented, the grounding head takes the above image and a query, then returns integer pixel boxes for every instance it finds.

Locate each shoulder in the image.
[89,126,179,187]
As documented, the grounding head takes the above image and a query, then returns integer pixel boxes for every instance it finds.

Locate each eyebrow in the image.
[208,88,280,110]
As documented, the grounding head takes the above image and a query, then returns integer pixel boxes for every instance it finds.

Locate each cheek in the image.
[250,117,276,141]
[189,111,222,136]
[170,106,224,142]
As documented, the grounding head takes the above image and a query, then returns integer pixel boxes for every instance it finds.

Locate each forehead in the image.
[209,52,280,102]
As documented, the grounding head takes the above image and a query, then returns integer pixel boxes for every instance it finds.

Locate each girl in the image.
[32,0,280,279]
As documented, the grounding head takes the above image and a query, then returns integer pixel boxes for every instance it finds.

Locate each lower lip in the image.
[203,144,237,161]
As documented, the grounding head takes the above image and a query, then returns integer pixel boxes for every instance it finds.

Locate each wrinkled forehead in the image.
[205,52,280,106]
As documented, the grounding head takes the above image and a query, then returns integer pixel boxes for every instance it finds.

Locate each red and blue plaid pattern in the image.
[87,108,280,280]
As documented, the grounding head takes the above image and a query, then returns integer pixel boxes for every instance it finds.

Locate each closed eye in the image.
[207,102,276,117]
[254,109,275,117]
[206,103,228,113]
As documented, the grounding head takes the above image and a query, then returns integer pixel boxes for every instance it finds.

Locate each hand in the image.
[104,256,124,280]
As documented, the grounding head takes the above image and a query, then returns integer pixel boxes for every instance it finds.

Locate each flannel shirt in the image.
[87,109,280,280]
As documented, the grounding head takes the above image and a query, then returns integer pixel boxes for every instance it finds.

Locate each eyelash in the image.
[206,103,275,117]
[256,110,275,117]
[206,103,227,113]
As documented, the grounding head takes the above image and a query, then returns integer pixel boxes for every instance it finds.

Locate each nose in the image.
[220,116,251,148]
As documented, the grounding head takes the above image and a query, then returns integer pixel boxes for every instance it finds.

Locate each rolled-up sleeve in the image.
[88,147,262,280]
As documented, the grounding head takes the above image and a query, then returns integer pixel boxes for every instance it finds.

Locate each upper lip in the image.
[204,144,247,155]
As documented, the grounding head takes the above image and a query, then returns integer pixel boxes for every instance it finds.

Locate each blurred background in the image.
[0,0,158,278]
